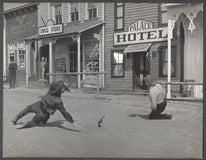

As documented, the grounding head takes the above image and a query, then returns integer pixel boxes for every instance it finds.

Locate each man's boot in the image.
[12,106,30,125]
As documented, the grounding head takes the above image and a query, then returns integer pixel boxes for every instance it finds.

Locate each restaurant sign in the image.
[114,27,168,46]
[39,24,63,36]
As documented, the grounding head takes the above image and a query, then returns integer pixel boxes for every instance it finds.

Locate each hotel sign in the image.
[128,20,153,31]
[39,24,63,36]
[114,27,168,46]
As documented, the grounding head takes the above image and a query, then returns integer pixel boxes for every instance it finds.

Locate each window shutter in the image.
[62,3,69,23]
[85,3,88,19]
[68,3,71,22]
[49,3,54,20]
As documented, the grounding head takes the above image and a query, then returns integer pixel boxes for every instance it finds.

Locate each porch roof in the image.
[23,33,39,40]
[123,43,152,54]
[39,19,104,39]
[22,19,104,41]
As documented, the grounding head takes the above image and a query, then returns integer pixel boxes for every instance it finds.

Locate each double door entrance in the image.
[133,52,149,91]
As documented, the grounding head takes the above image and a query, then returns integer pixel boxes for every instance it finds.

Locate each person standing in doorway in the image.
[8,61,18,89]
[144,75,172,119]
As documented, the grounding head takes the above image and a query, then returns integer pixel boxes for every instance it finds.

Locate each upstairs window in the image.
[54,4,62,24]
[8,44,16,63]
[18,50,26,68]
[115,3,124,30]
[71,3,79,22]
[160,3,168,25]
[88,3,97,19]
[111,51,124,78]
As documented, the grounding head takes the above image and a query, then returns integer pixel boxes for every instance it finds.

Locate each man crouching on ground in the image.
[12,80,81,129]
[144,75,172,120]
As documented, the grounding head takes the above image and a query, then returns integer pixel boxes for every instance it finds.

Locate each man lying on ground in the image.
[12,80,81,129]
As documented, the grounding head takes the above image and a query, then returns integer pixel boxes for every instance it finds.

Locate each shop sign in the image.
[39,24,63,36]
[114,27,167,46]
[128,20,153,31]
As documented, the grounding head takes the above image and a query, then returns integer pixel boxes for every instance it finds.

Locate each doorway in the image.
[133,52,149,91]
[39,44,49,82]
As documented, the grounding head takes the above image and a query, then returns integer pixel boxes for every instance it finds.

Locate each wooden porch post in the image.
[167,19,175,99]
[77,34,81,88]
[26,41,31,88]
[49,41,53,84]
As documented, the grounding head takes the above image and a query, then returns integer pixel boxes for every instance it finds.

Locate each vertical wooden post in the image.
[167,19,175,99]
[3,16,6,79]
[49,41,53,84]
[26,41,30,88]
[33,40,38,75]
[97,73,99,94]
[77,34,81,88]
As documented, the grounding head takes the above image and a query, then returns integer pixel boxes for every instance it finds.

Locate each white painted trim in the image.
[101,3,105,88]
[68,3,71,23]
[167,19,172,99]
[96,3,99,18]
[101,3,104,21]
[48,3,50,19]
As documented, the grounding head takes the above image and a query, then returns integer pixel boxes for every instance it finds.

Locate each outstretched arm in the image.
[57,103,75,124]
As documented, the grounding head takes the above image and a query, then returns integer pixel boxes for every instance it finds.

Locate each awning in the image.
[123,43,152,54]
[20,19,104,41]
[39,19,105,39]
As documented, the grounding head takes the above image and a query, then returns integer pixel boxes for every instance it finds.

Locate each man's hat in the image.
[48,80,70,94]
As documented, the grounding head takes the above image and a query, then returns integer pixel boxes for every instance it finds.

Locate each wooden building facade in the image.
[104,3,203,96]
[4,3,39,87]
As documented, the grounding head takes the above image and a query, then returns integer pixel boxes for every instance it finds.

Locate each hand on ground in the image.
[72,122,81,128]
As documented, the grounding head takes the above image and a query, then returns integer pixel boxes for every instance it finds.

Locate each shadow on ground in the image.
[128,114,172,120]
[39,120,81,132]
[128,114,149,120]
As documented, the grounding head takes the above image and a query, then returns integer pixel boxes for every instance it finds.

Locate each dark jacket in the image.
[40,80,74,123]
[8,62,17,78]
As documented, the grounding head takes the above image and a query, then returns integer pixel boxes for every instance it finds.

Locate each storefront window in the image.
[160,3,168,25]
[115,3,124,30]
[71,3,79,22]
[111,51,124,78]
[54,4,62,24]
[87,3,97,19]
[85,42,99,72]
[159,46,177,77]
[18,50,26,68]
